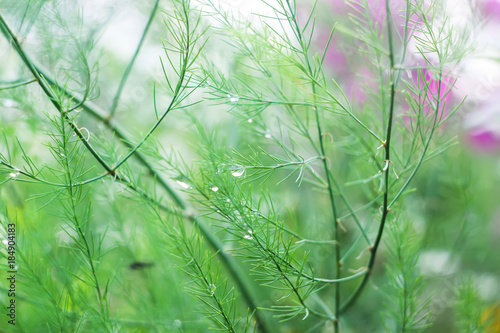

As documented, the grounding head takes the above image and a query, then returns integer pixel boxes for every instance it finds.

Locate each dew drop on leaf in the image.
[176,180,191,189]
[3,99,16,108]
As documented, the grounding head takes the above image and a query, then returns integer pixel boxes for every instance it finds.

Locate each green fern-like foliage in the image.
[0,0,498,332]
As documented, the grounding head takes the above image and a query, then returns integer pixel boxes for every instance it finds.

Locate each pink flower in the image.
[466,129,500,152]
[405,66,455,122]
[481,0,500,20]
[328,0,412,33]
[462,96,500,153]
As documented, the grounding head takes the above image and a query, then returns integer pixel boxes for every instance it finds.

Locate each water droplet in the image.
[232,170,244,177]
[231,167,245,177]
[227,94,239,103]
[216,209,221,213]
[9,171,20,178]
[226,199,231,203]
[60,153,65,157]
[3,99,16,108]
[265,133,272,139]
[208,283,216,295]
[2,239,8,245]
[244,234,253,240]
[173,319,182,328]
[248,118,253,123]
[176,180,191,189]
[247,229,253,234]
[210,186,219,192]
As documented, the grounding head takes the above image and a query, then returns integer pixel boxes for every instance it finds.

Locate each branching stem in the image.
[0,10,271,333]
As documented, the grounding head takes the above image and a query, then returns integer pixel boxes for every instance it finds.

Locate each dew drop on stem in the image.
[231,167,245,177]
[176,180,191,189]
[227,94,239,103]
[210,186,219,192]
[208,283,216,295]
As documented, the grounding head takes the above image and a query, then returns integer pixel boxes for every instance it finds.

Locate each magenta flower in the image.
[328,0,411,33]
[462,96,500,153]
[405,66,455,123]
[466,128,500,152]
[481,0,500,20]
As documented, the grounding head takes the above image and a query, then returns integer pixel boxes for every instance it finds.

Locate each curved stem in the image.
[340,0,443,313]
[0,78,36,90]
[339,0,397,313]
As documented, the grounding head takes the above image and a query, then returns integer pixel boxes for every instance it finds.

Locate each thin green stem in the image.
[0,15,116,176]
[1,160,108,187]
[112,39,189,169]
[56,107,109,329]
[326,168,371,245]
[179,232,237,332]
[340,0,397,313]
[199,188,348,285]
[389,70,443,209]
[109,0,159,117]
[0,78,36,90]
[340,1,442,314]
[282,0,340,329]
[252,227,332,321]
